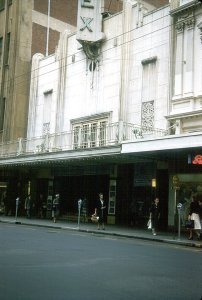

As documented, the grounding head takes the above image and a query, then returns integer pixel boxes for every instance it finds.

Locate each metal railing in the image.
[0,122,168,159]
[123,123,168,141]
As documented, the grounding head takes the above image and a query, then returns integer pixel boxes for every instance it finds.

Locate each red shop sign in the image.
[192,155,202,165]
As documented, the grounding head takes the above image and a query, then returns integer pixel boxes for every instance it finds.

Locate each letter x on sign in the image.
[80,17,93,32]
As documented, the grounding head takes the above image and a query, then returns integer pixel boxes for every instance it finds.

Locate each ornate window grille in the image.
[141,101,154,132]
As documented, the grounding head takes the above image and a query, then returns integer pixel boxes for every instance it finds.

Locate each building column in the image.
[174,21,184,97]
[183,16,195,96]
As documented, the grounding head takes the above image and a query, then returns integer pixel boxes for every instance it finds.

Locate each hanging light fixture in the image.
[152,178,156,188]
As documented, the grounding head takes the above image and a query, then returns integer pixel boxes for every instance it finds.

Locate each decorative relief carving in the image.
[43,122,50,135]
[175,21,184,33]
[177,9,193,22]
[175,8,195,33]
[197,22,202,44]
[186,17,195,30]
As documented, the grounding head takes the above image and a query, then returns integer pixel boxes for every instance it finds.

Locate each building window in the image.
[81,124,89,148]
[141,59,156,131]
[0,0,5,11]
[174,18,195,97]
[0,97,6,131]
[99,121,107,146]
[90,123,98,147]
[73,119,108,149]
[43,90,52,126]
[141,59,156,103]
[73,126,80,149]
[4,32,10,65]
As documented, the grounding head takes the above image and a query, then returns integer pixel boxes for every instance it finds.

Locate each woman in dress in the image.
[188,196,201,240]
[94,193,107,230]
[149,197,160,236]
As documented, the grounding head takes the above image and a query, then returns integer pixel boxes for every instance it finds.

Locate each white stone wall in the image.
[127,6,170,130]
[27,4,171,138]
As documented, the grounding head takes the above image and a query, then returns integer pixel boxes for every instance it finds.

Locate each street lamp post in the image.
[177,203,183,240]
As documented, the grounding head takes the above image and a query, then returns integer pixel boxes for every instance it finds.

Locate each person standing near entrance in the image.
[94,193,107,230]
[187,196,201,240]
[52,194,60,223]
[24,194,33,218]
[149,197,160,236]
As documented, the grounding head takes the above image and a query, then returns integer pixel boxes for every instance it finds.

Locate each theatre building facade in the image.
[0,0,202,229]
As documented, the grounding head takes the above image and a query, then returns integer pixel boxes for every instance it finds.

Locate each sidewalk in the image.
[0,215,202,248]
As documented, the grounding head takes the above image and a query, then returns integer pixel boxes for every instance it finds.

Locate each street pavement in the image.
[0,215,202,248]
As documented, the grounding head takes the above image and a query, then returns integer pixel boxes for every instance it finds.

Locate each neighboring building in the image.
[0,0,201,230]
[0,0,78,209]
[0,0,77,146]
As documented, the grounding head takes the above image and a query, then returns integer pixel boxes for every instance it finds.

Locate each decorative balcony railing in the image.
[0,122,168,159]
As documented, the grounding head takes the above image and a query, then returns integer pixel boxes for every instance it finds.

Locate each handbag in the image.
[91,214,99,223]
[185,220,194,229]
[147,219,152,230]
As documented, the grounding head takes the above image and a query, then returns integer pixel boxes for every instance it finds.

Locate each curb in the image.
[1,219,202,248]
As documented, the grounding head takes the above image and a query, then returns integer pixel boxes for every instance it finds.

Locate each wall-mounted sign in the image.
[76,0,105,43]
[188,154,202,165]
[173,175,180,188]
[192,155,202,164]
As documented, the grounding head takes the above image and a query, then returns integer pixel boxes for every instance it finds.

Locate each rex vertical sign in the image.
[76,0,105,43]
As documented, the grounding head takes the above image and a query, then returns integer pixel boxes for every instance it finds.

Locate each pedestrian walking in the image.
[2,191,8,216]
[187,196,201,240]
[52,194,60,223]
[130,199,136,227]
[94,193,107,230]
[24,194,33,218]
[149,197,160,236]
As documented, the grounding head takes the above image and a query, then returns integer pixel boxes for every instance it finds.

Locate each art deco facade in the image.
[0,0,201,229]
